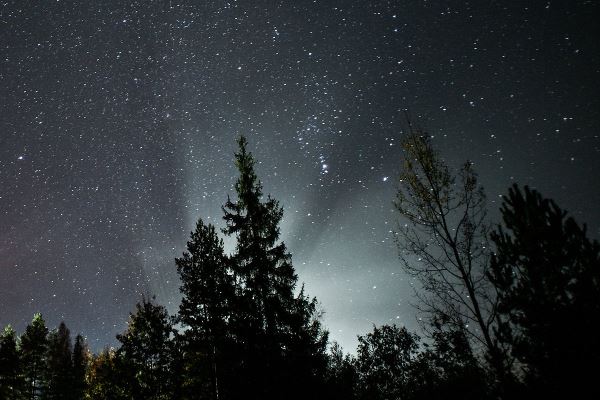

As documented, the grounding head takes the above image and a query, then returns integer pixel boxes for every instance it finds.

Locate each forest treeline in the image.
[1,134,599,400]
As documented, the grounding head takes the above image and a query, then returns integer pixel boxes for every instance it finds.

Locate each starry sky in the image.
[1,0,599,352]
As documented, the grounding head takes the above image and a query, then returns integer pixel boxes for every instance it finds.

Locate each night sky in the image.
[1,0,599,352]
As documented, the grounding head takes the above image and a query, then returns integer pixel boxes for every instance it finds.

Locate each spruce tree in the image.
[222,136,328,399]
[20,313,49,400]
[283,286,329,398]
[45,322,73,400]
[222,136,297,336]
[175,218,233,400]
[0,325,23,399]
[72,334,88,400]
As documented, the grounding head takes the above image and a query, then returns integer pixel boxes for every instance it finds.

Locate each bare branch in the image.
[394,130,505,373]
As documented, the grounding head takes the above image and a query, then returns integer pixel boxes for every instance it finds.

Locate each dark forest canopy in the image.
[1,135,599,400]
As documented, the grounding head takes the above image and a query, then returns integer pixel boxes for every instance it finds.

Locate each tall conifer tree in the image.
[45,321,74,400]
[0,325,23,399]
[176,219,233,399]
[20,313,49,400]
[72,334,88,400]
[222,136,297,337]
[222,136,327,399]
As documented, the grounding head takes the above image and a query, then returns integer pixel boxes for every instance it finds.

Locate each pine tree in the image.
[116,297,174,400]
[175,218,234,400]
[0,325,23,399]
[71,334,88,400]
[489,184,600,398]
[283,286,329,398]
[45,322,73,400]
[20,313,49,400]
[222,136,328,399]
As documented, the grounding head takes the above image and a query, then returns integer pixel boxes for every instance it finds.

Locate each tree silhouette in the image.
[407,319,490,400]
[489,184,600,398]
[85,348,129,400]
[72,334,88,400]
[282,285,329,399]
[20,313,49,400]
[116,297,174,400]
[324,342,357,400]
[221,135,328,399]
[222,136,298,340]
[394,129,507,377]
[353,322,491,400]
[0,325,23,399]
[45,321,74,400]
[355,324,420,400]
[176,219,234,399]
